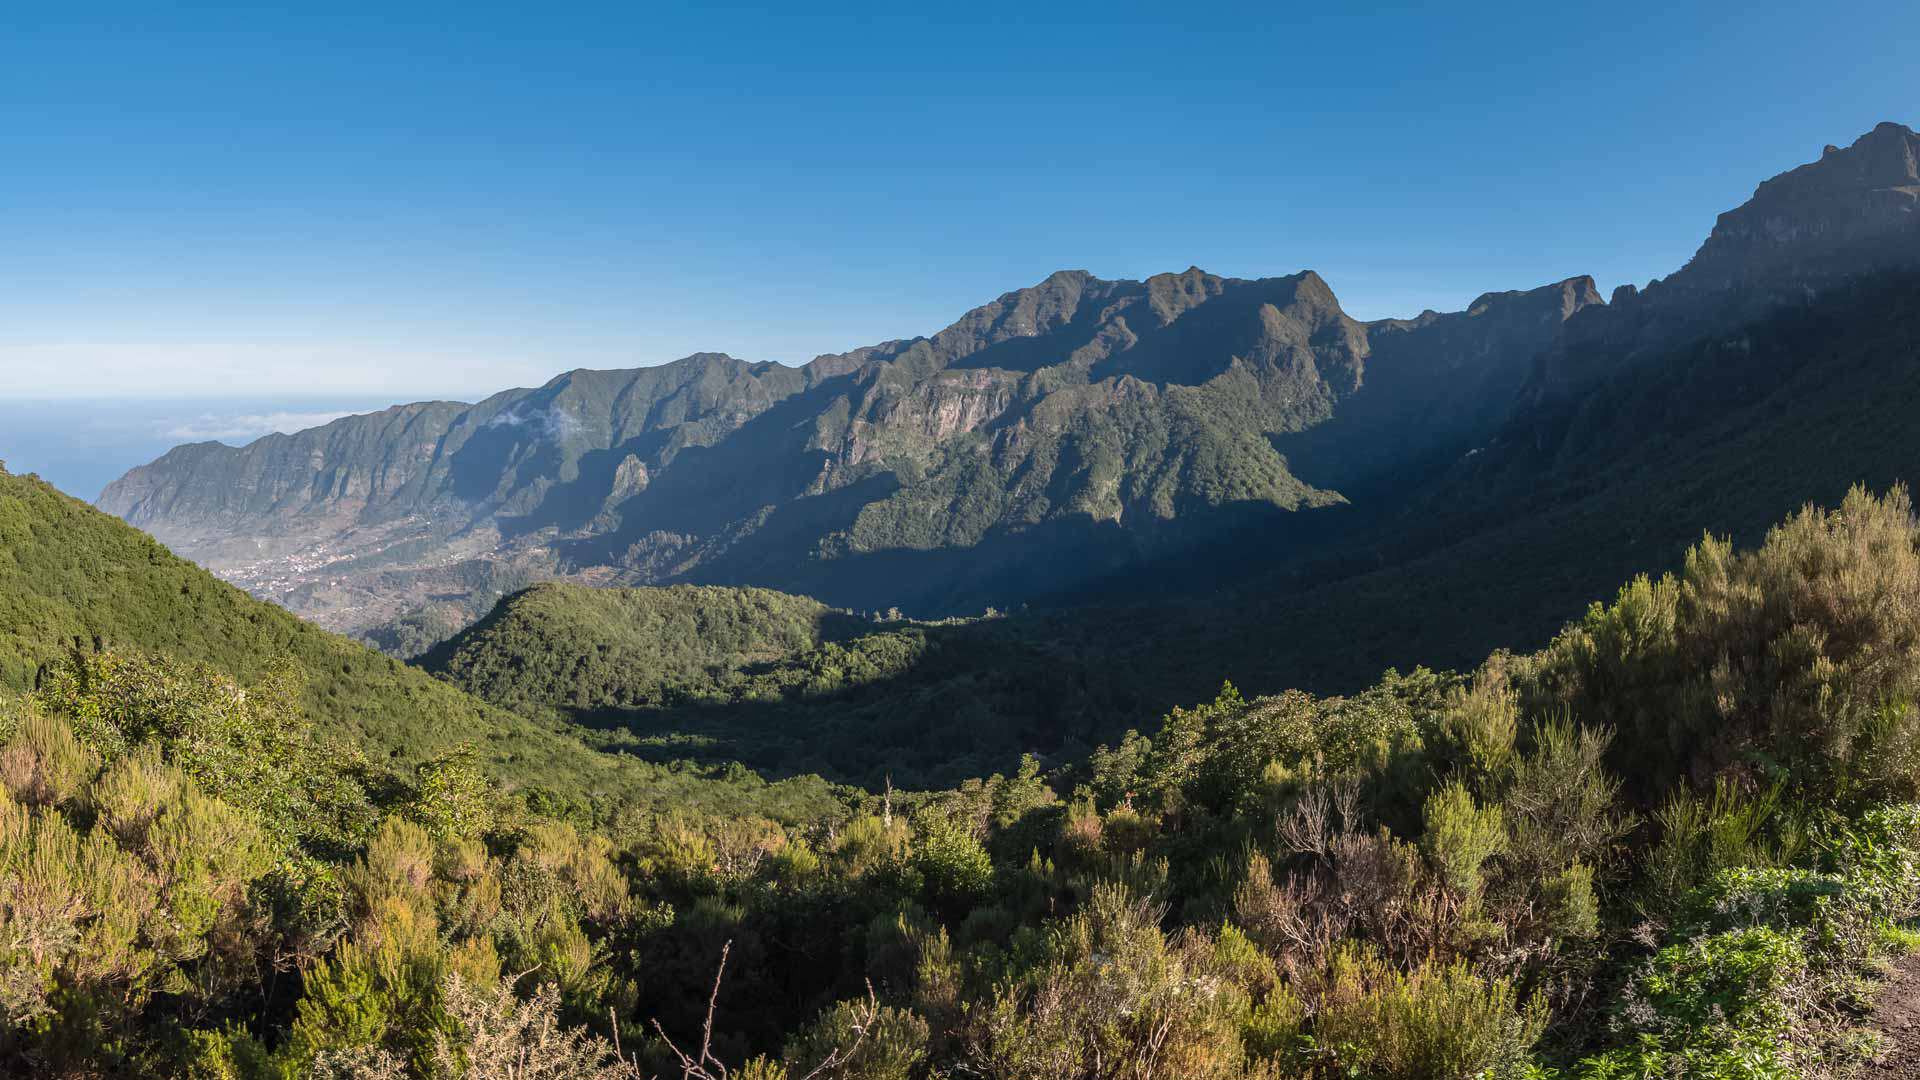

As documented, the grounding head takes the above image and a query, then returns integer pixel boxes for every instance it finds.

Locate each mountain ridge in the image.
[100,263,1571,631]
[97,121,1920,645]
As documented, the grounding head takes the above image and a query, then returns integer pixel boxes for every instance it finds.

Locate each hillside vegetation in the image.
[423,582,840,713]
[0,467,847,824]
[423,583,1173,788]
[10,485,1920,1077]
[422,269,1920,792]
[944,266,1920,718]
[11,120,1920,1080]
[87,126,1920,701]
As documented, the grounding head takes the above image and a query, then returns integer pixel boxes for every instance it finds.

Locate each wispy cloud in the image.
[160,410,359,442]
[484,404,582,441]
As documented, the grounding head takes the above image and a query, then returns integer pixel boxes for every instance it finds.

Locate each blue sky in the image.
[1,1,1915,404]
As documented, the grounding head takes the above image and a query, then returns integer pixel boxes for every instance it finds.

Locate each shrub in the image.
[912,814,993,910]
[1309,945,1547,1080]
[1421,781,1505,902]
[964,882,1250,1080]
[1679,866,1846,935]
[406,745,497,842]
[1577,927,1808,1078]
[832,814,911,879]
[1639,779,1805,918]
[0,718,274,1072]
[429,972,637,1079]
[1502,718,1633,883]
[782,999,929,1080]
[1529,486,1920,807]
[0,703,93,808]
[31,652,374,849]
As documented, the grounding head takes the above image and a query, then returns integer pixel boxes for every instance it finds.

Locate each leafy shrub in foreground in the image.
[1307,945,1547,1080]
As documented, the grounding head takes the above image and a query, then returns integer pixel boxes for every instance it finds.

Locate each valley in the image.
[7,106,1920,1080]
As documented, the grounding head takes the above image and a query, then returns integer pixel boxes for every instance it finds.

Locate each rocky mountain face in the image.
[99,122,1920,641]
[1526,121,1920,404]
[98,267,1578,632]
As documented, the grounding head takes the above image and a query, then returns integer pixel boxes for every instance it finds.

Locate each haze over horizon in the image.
[3,1,1915,406]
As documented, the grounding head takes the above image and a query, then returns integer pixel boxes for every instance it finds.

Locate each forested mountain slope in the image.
[1163,265,1920,693]
[422,582,844,714]
[100,124,1918,656]
[0,466,846,821]
[1049,120,1920,692]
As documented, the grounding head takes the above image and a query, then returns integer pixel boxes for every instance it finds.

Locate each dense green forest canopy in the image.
[9,470,1920,1077]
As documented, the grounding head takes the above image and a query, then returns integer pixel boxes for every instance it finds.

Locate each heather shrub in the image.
[1420,781,1504,902]
[0,703,93,808]
[911,812,993,910]
[1308,945,1546,1080]
[1639,780,1803,919]
[0,717,274,1072]
[964,882,1250,1080]
[1529,486,1920,805]
[1437,672,1519,786]
[405,745,496,842]
[1500,718,1632,884]
[782,999,929,1080]
[831,813,910,878]
[30,652,374,850]
[428,972,637,1080]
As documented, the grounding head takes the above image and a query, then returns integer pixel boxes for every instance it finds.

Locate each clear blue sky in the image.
[2,1,1915,402]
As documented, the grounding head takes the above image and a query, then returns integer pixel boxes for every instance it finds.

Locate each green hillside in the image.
[423,581,841,713]
[12,481,1920,1078]
[424,581,1160,788]
[0,466,845,822]
[419,270,1920,793]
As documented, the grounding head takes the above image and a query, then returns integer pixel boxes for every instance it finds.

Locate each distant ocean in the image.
[0,396,410,503]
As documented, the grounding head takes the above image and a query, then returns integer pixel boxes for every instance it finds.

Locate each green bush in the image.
[1528,486,1920,807]
[782,999,929,1080]
[1309,945,1547,1080]
[0,714,275,1073]
[1421,781,1505,901]
[912,813,994,910]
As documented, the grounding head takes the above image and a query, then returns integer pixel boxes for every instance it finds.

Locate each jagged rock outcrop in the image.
[1679,121,1920,294]
[1527,122,1920,403]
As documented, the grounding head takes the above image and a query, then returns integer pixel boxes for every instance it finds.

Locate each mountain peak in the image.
[1465,276,1602,320]
[1668,120,1920,295]
[1775,120,1918,190]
